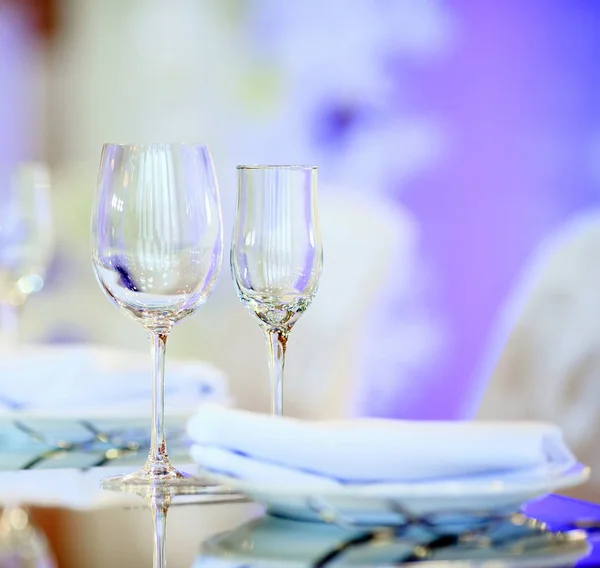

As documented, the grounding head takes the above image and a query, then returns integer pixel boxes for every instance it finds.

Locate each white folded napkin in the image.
[187,405,576,486]
[0,344,229,418]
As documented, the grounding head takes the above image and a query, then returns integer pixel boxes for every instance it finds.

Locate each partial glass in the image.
[91,143,222,487]
[231,165,322,415]
[0,163,53,345]
[0,505,56,567]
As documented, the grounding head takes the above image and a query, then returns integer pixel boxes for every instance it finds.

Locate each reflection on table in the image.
[0,467,598,567]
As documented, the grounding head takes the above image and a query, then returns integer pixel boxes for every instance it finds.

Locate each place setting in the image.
[83,142,593,566]
[0,143,596,568]
[190,405,590,567]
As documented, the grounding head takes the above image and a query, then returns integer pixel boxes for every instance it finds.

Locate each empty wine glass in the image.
[0,163,53,345]
[91,143,222,487]
[231,165,322,415]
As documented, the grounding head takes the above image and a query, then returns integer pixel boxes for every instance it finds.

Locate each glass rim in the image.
[101,142,210,149]
[237,165,317,171]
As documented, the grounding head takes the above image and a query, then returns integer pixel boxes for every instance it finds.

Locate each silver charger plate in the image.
[198,514,590,568]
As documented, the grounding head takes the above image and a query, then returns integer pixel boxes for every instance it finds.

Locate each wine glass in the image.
[0,164,55,565]
[91,143,222,487]
[0,163,53,346]
[231,165,322,415]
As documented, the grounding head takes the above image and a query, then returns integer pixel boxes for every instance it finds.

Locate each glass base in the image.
[101,460,225,493]
[101,468,245,508]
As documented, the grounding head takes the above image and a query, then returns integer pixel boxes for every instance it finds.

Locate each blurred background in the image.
[3,0,600,519]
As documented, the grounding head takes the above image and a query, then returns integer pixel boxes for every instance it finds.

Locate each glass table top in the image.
[0,466,596,567]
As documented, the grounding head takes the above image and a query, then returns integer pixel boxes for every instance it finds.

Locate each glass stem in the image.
[150,494,168,568]
[265,329,287,416]
[148,331,169,469]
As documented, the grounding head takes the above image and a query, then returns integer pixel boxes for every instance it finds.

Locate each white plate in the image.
[197,514,590,567]
[205,464,590,525]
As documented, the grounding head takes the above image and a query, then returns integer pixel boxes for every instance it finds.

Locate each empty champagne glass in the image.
[91,144,222,487]
[231,165,322,415]
[0,163,53,346]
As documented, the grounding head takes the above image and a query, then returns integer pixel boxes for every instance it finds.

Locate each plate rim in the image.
[204,463,590,499]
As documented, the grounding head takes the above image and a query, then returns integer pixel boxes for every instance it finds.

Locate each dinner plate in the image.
[203,463,590,525]
[197,514,590,567]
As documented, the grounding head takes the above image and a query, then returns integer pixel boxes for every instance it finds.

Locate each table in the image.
[0,467,598,567]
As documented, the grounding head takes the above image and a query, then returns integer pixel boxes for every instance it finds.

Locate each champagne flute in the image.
[91,143,222,487]
[231,165,322,415]
[0,163,53,346]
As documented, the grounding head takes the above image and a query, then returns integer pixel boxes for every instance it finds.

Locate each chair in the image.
[476,211,600,500]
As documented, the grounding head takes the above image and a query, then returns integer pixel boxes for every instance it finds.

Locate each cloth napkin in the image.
[0,344,229,417]
[187,405,576,487]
